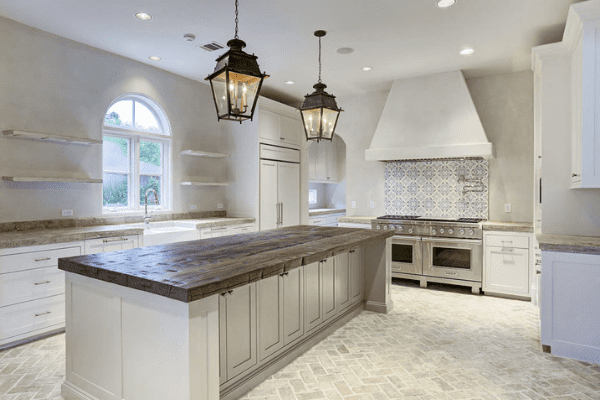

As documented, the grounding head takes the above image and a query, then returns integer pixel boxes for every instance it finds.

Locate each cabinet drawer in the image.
[230,224,255,234]
[0,246,81,274]
[84,235,137,254]
[0,267,65,307]
[485,235,529,249]
[0,294,65,342]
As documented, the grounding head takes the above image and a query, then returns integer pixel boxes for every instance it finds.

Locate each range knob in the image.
[448,229,454,234]
[469,229,474,235]
[408,228,413,234]
[397,225,403,232]
[460,229,465,235]
[383,225,388,230]
[376,225,381,230]
[432,229,437,235]
[439,228,445,234]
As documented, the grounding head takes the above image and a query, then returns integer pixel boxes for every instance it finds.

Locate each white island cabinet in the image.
[59,226,393,400]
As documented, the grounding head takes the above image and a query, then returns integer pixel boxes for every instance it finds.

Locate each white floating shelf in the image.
[2,176,103,183]
[180,150,230,158]
[2,130,102,145]
[180,181,230,187]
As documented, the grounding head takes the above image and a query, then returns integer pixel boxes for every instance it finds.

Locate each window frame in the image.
[102,95,172,214]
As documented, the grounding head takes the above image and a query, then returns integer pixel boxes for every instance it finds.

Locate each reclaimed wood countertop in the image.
[58,225,394,303]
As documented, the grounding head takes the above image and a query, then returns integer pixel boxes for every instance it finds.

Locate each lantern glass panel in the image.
[321,108,339,140]
[210,71,229,117]
[227,72,262,119]
[301,108,323,139]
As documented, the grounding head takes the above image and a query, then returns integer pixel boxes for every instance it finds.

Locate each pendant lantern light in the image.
[300,30,343,142]
[205,0,268,123]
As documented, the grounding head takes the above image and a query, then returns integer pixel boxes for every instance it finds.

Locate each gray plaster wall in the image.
[466,71,534,223]
[0,17,226,223]
[337,72,534,223]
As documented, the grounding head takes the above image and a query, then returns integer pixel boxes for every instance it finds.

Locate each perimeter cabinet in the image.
[483,232,532,298]
[259,159,300,230]
[565,3,600,188]
[308,136,339,183]
[0,241,83,349]
[258,108,302,149]
[84,235,139,255]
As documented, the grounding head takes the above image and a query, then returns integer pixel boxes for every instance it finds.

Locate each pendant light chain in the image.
[318,35,322,83]
[234,0,239,39]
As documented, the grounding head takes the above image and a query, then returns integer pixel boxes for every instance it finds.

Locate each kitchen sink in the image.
[139,222,200,247]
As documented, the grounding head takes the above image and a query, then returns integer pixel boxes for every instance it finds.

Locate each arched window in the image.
[102,94,171,212]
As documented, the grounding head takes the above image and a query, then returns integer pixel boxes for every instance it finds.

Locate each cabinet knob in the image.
[572,173,580,177]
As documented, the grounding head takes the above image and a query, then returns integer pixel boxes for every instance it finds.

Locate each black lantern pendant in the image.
[205,0,268,123]
[300,30,343,142]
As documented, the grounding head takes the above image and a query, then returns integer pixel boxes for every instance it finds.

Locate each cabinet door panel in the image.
[260,160,278,230]
[259,109,281,142]
[283,267,304,345]
[349,248,364,304]
[280,115,301,146]
[257,275,284,360]
[223,284,257,381]
[322,258,337,322]
[336,253,351,311]
[278,162,300,227]
[304,261,322,333]
[485,247,530,295]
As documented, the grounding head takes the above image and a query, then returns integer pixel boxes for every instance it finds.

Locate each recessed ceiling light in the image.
[148,56,161,61]
[285,80,295,85]
[135,12,152,21]
[361,66,372,72]
[336,47,354,55]
[460,48,474,55]
[437,0,456,8]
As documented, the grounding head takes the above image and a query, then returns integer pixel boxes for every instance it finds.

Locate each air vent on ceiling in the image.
[199,42,225,52]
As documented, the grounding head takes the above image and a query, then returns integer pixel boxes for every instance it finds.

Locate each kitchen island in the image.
[58,225,394,400]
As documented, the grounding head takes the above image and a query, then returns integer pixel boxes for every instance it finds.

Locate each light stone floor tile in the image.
[1,280,599,399]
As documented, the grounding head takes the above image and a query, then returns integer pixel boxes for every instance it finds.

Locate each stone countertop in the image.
[59,225,394,303]
[483,221,534,233]
[0,217,255,249]
[338,216,376,224]
[537,234,600,254]
[309,209,346,217]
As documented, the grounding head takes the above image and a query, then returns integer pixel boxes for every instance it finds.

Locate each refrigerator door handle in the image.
[280,202,283,226]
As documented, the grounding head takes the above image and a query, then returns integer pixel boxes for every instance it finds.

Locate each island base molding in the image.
[220,302,364,400]
[364,300,394,314]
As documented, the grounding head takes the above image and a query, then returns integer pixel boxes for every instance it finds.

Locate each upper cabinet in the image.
[565,3,600,188]
[258,108,302,149]
[308,135,339,183]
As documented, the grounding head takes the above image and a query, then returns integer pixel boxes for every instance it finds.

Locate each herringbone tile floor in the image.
[2,280,599,400]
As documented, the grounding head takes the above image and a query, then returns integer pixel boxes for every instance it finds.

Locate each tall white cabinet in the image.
[225,97,306,228]
[260,160,300,230]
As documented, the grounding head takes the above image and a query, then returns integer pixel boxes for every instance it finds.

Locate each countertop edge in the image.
[308,209,346,217]
[482,221,534,233]
[537,233,600,254]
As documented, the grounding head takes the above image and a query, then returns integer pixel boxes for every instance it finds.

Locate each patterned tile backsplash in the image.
[384,158,488,219]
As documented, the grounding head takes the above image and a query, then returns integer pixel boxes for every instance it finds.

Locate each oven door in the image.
[389,236,423,276]
[422,237,482,282]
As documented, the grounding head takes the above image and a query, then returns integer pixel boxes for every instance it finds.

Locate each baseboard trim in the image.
[0,327,65,351]
[220,301,364,400]
[546,340,600,363]
[61,381,97,400]
[365,300,394,314]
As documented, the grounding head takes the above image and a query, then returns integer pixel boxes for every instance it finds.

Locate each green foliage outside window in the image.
[141,141,161,166]
[103,176,128,207]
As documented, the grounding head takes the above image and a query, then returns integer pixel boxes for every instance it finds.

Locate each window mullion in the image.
[133,136,141,210]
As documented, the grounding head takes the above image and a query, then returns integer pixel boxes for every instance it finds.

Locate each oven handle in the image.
[421,237,482,245]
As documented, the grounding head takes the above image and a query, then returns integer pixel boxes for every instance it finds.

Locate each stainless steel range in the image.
[372,215,484,294]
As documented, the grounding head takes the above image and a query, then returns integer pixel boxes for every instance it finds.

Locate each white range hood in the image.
[365,70,494,161]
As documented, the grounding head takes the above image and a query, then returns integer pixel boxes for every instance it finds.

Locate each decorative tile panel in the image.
[384,158,488,219]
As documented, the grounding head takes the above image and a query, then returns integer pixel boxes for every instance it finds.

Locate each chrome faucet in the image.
[144,188,159,225]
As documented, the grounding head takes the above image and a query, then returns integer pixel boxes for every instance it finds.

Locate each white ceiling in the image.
[0,0,582,106]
